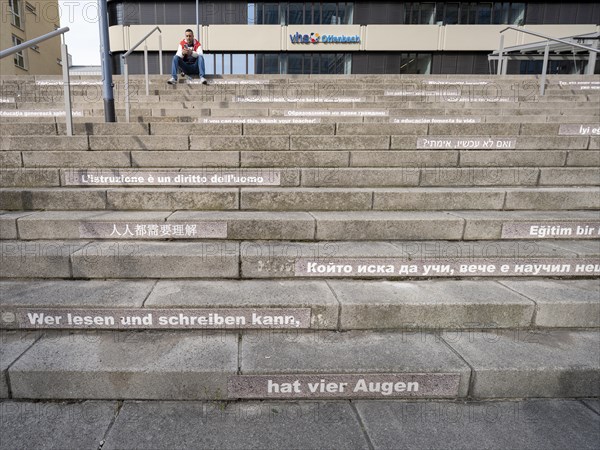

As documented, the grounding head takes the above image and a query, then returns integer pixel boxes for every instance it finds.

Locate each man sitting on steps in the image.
[167,29,207,85]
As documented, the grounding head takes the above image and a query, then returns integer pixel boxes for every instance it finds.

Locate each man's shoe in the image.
[200,77,208,85]
[167,77,177,85]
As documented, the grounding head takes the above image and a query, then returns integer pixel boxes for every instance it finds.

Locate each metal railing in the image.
[494,26,600,95]
[122,26,162,122]
[0,27,73,135]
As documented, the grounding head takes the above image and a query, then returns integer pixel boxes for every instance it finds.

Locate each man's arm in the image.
[192,41,203,58]
[175,43,184,58]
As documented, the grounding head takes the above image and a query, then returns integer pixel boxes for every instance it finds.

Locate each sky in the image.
[59,1,101,65]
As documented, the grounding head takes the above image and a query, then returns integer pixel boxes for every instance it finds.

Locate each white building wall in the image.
[109,24,599,54]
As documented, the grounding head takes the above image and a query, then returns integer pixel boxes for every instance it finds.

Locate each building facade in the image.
[106,1,600,75]
[0,0,63,75]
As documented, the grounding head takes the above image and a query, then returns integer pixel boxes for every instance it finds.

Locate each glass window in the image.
[303,53,312,74]
[248,3,255,24]
[139,2,156,25]
[255,54,264,73]
[108,2,124,25]
[264,53,279,74]
[313,3,321,24]
[420,3,436,24]
[288,3,304,24]
[445,3,459,24]
[344,54,352,74]
[416,54,432,74]
[477,3,492,24]
[223,54,232,74]
[339,2,354,24]
[510,3,525,25]
[409,3,420,24]
[397,53,431,74]
[468,3,478,24]
[255,3,263,24]
[12,35,25,69]
[263,3,279,24]
[322,3,337,24]
[493,3,508,24]
[288,53,303,74]
[320,53,333,73]
[460,2,469,24]
[401,53,416,74]
[311,54,320,74]
[204,53,215,75]
[215,53,223,74]
[304,3,314,24]
[336,53,346,74]
[247,54,255,74]
[232,54,246,74]
[163,2,179,25]
[9,0,22,28]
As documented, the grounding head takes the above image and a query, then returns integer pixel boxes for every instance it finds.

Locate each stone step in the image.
[9,96,598,109]
[7,149,599,170]
[1,73,595,84]
[1,134,597,152]
[0,82,588,92]
[5,90,597,101]
[3,91,593,103]
[3,121,598,137]
[2,210,599,242]
[4,165,599,187]
[3,76,551,85]
[1,328,597,400]
[2,81,591,93]
[1,239,598,279]
[2,187,598,211]
[0,278,597,332]
[2,80,584,91]
[3,108,598,123]
[22,76,560,83]
[2,82,586,92]
[1,114,597,127]
[2,399,597,450]
[8,102,600,117]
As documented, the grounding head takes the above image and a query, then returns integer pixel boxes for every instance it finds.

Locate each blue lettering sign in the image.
[289,32,360,44]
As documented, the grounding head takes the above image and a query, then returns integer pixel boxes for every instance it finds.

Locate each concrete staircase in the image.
[0,74,598,402]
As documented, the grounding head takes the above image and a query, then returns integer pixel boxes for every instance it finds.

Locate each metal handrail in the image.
[0,27,73,135]
[494,26,599,95]
[499,26,600,54]
[0,26,67,58]
[122,26,162,122]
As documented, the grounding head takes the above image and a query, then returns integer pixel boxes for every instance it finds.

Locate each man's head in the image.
[185,29,194,45]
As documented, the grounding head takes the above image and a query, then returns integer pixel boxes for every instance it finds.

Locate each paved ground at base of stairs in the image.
[1,398,598,450]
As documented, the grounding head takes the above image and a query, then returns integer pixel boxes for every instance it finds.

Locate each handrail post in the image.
[159,34,163,75]
[121,26,161,96]
[497,34,504,75]
[60,41,73,136]
[586,40,598,75]
[540,41,550,96]
[124,58,130,123]
[144,43,149,96]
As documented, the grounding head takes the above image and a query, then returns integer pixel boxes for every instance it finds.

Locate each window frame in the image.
[12,34,27,70]
[9,0,23,29]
